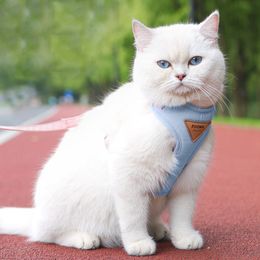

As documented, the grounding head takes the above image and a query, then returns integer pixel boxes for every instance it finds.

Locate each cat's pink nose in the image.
[176,74,186,81]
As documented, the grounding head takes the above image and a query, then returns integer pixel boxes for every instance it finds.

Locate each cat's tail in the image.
[0,207,34,236]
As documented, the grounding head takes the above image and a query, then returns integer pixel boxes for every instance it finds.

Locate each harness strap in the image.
[152,103,216,196]
[1,103,215,197]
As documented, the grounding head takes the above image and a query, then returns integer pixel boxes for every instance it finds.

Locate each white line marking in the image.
[0,106,58,145]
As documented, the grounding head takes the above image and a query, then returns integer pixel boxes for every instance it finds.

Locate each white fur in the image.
[0,11,225,256]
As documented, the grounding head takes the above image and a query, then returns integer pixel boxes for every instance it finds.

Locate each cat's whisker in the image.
[159,80,178,90]
[199,88,217,108]
[186,78,232,116]
[185,79,220,107]
[204,87,232,116]
[201,85,225,107]
[185,78,204,87]
[196,78,231,105]
[206,86,231,109]
[193,87,202,106]
[189,82,215,106]
[187,86,202,106]
[158,78,176,87]
[206,83,232,106]
[204,83,233,116]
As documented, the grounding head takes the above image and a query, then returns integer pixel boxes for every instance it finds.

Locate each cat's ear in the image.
[132,19,153,51]
[199,10,219,40]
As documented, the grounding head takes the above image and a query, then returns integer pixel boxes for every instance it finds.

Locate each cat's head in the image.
[132,11,225,107]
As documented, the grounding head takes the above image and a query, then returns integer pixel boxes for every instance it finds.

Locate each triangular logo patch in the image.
[184,120,211,142]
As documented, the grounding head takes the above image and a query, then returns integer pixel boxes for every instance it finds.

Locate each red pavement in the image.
[0,105,259,259]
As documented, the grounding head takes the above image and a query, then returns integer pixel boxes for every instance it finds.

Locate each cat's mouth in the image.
[168,84,195,96]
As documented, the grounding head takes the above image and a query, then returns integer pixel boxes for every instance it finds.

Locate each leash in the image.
[0,115,82,132]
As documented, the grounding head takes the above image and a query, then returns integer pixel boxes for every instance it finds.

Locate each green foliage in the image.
[0,0,189,102]
[0,0,259,117]
[194,0,260,118]
[214,116,260,128]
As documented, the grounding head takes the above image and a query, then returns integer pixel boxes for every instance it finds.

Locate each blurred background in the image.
[0,0,259,122]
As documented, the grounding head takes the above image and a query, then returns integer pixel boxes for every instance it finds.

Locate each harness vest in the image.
[152,103,215,196]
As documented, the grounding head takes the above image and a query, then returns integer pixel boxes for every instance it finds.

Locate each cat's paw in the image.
[125,237,156,256]
[171,230,203,250]
[56,231,100,250]
[149,222,170,241]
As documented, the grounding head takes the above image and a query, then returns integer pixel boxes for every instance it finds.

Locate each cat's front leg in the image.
[168,191,203,250]
[113,187,156,256]
[168,130,213,250]
[108,116,171,255]
[110,142,156,255]
[148,219,170,241]
[148,197,170,241]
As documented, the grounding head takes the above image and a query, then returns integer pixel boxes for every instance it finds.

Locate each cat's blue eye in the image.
[157,60,171,69]
[189,56,202,65]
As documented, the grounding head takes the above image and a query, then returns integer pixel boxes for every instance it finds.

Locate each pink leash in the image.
[0,115,82,132]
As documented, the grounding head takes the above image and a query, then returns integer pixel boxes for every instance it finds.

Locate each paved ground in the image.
[0,105,259,259]
[0,105,53,126]
[0,105,57,145]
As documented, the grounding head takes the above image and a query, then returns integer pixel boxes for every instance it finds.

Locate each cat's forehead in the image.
[149,24,204,60]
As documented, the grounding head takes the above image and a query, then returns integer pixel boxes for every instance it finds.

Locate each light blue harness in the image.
[152,103,216,196]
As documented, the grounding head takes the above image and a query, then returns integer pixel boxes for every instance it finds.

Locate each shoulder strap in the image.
[152,103,215,196]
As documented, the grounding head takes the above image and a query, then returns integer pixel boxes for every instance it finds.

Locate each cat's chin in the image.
[150,94,193,108]
[135,79,218,108]
[167,85,193,96]
[174,87,218,108]
[149,93,215,108]
[191,99,216,108]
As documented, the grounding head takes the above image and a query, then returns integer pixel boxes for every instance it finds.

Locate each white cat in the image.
[0,11,225,256]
